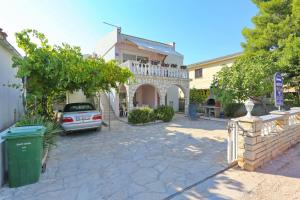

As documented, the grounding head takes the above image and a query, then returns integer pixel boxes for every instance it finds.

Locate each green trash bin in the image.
[3,126,45,187]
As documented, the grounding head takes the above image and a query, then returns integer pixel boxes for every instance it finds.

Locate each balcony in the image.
[121,60,189,79]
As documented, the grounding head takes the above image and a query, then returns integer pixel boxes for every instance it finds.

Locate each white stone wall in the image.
[0,44,24,131]
[166,86,179,112]
[94,28,118,61]
[235,109,300,171]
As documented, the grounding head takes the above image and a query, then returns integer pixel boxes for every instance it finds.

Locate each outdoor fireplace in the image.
[201,88,221,118]
[206,98,215,106]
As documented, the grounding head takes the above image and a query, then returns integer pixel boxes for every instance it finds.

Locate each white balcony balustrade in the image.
[121,60,189,79]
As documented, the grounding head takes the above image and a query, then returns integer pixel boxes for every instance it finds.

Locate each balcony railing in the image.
[121,60,189,79]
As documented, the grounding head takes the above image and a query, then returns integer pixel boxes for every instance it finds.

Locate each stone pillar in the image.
[184,88,189,115]
[236,117,264,171]
[154,87,158,108]
[159,88,166,106]
[128,85,136,112]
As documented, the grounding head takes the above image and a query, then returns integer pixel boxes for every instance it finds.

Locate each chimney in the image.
[0,28,8,40]
[169,42,176,49]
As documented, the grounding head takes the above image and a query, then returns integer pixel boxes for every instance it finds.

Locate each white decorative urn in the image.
[245,98,254,118]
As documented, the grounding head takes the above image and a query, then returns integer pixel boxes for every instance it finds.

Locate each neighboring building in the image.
[93,28,189,118]
[188,52,242,90]
[0,28,24,131]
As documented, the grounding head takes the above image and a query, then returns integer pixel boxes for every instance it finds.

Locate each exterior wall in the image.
[135,85,156,108]
[235,108,300,171]
[117,42,166,63]
[0,44,23,131]
[103,46,116,62]
[0,40,23,187]
[166,86,179,112]
[66,90,87,104]
[94,28,118,61]
[164,54,183,66]
[189,59,235,89]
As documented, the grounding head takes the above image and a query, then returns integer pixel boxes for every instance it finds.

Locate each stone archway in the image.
[127,75,189,113]
[165,84,189,113]
[131,84,161,109]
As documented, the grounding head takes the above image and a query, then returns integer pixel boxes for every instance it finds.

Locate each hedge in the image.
[128,105,175,124]
[154,105,175,122]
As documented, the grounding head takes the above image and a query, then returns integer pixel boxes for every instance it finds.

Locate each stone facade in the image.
[126,75,190,114]
[234,108,300,171]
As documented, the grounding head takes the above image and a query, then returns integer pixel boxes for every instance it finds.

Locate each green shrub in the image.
[223,103,244,117]
[128,107,155,124]
[154,105,175,122]
[189,88,210,104]
[16,115,61,154]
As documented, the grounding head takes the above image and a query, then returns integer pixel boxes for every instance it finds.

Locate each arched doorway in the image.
[133,84,160,108]
[165,85,186,112]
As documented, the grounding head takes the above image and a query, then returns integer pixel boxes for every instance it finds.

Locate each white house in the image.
[0,28,24,131]
[94,28,190,118]
[0,28,24,187]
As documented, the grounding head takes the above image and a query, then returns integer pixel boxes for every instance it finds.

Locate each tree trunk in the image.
[41,95,48,117]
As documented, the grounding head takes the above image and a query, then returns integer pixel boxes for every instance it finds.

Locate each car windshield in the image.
[63,103,95,112]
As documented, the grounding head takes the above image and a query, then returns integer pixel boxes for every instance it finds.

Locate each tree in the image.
[212,0,300,107]
[13,29,133,116]
[189,88,210,104]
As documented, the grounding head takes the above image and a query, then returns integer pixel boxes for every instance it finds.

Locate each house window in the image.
[195,68,203,78]
[123,53,136,62]
[137,56,149,63]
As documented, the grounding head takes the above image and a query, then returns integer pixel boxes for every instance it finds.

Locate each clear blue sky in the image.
[1,0,258,65]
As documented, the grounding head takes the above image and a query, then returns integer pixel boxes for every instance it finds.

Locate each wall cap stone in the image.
[270,110,290,115]
[234,116,262,123]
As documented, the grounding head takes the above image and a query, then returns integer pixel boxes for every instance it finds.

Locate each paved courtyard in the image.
[173,143,300,200]
[0,115,228,200]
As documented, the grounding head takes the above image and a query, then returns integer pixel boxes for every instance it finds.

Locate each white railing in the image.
[227,120,238,164]
[288,109,300,126]
[260,115,282,136]
[121,60,189,79]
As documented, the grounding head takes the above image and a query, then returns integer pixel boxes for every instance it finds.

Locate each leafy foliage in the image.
[128,107,155,124]
[223,103,245,118]
[154,105,175,122]
[128,105,175,124]
[212,0,300,107]
[189,88,210,104]
[13,29,133,117]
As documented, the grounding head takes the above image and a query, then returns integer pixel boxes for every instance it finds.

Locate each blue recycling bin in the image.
[188,103,198,120]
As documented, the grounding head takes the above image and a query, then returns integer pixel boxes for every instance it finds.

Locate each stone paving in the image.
[173,143,300,200]
[0,115,228,200]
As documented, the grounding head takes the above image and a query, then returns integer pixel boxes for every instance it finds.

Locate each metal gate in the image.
[227,120,238,164]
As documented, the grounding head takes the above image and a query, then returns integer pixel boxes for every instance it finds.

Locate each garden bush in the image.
[223,103,244,117]
[128,107,155,124]
[154,105,175,122]
[128,105,175,124]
